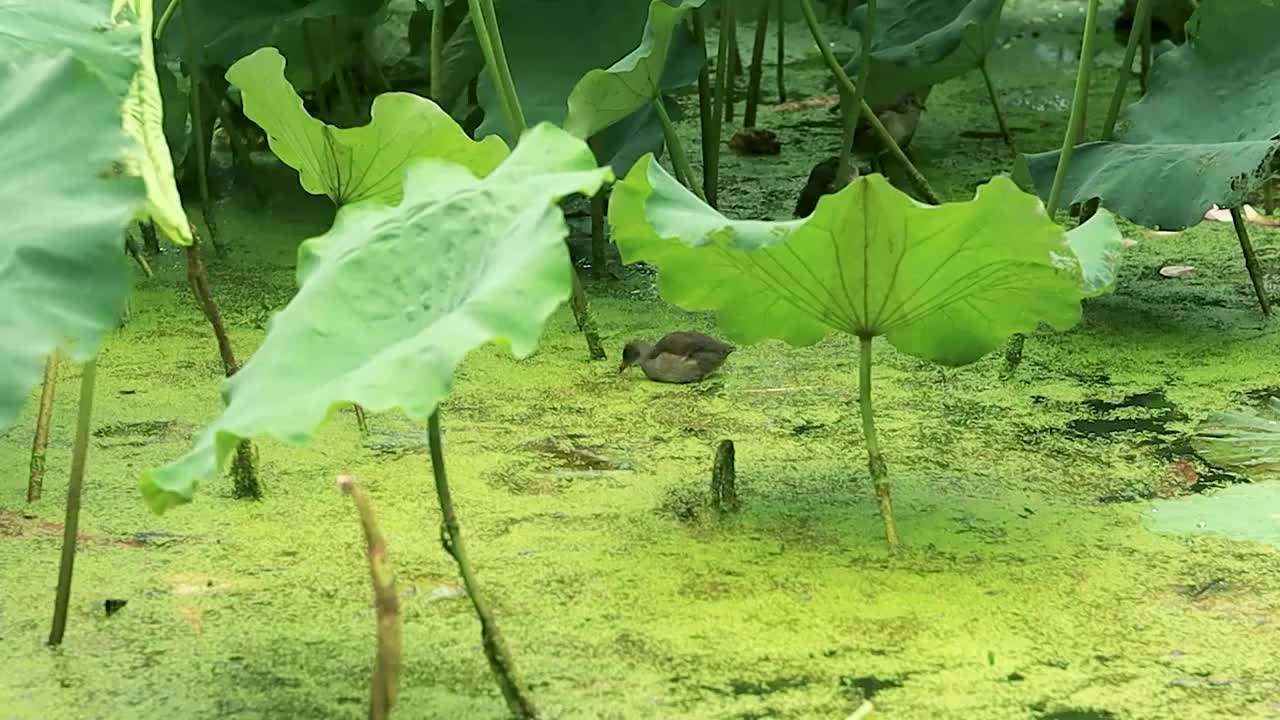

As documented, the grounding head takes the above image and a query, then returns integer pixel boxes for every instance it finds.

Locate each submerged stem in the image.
[48,358,98,646]
[428,411,539,718]
[859,336,898,547]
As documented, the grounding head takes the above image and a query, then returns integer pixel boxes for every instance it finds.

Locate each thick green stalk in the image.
[1103,0,1151,141]
[1079,0,1151,223]
[430,0,445,101]
[691,11,715,202]
[181,9,221,249]
[653,97,706,201]
[471,0,527,135]
[708,0,735,208]
[1230,207,1272,316]
[858,336,898,547]
[48,358,98,646]
[775,0,786,102]
[838,0,875,187]
[979,61,1013,148]
[428,411,539,718]
[798,0,940,205]
[743,0,769,128]
[154,0,182,39]
[1046,0,1101,217]
[467,0,603,360]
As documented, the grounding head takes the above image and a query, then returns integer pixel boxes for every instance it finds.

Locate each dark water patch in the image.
[728,675,809,697]
[362,431,428,459]
[92,419,182,447]
[839,673,908,701]
[524,433,631,472]
[1035,709,1117,720]
[1026,389,1246,499]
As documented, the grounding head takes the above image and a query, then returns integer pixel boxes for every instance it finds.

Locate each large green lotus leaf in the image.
[1192,398,1280,475]
[0,53,146,430]
[563,0,706,140]
[226,46,508,205]
[141,123,612,512]
[1148,483,1280,550]
[154,0,387,76]
[0,0,138,95]
[843,0,1005,109]
[476,0,703,175]
[1066,208,1125,298]
[609,155,1084,366]
[114,0,192,244]
[1020,2,1280,231]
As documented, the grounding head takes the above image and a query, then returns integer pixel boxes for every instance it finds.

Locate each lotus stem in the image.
[431,0,446,101]
[775,0,786,102]
[186,236,262,499]
[798,0,941,205]
[691,10,715,203]
[469,0,526,135]
[859,336,898,547]
[469,0,603,361]
[337,474,402,720]
[1080,0,1151,223]
[837,0,875,187]
[653,97,706,202]
[48,358,98,646]
[428,411,539,718]
[1045,0,1099,218]
[590,191,607,277]
[708,0,734,207]
[1230,207,1272,316]
[979,61,1013,148]
[28,352,60,503]
[180,10,222,252]
[743,0,769,127]
[725,11,740,123]
[154,0,183,39]
[1139,14,1152,94]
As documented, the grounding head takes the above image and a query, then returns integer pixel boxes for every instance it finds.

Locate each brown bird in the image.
[794,156,858,218]
[619,331,735,384]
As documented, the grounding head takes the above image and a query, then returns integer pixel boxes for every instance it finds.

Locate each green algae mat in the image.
[3,1,1280,719]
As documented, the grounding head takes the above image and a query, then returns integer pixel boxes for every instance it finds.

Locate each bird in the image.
[794,156,858,217]
[618,331,735,384]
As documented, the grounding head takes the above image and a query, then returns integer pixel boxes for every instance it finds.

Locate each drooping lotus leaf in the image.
[1019,2,1280,231]
[141,124,612,512]
[1192,398,1280,474]
[564,0,707,140]
[226,46,508,205]
[155,0,388,90]
[114,0,193,244]
[1148,482,1280,550]
[1066,208,1126,298]
[843,0,1006,110]
[476,0,703,175]
[0,53,146,430]
[1,1,191,244]
[609,155,1085,366]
